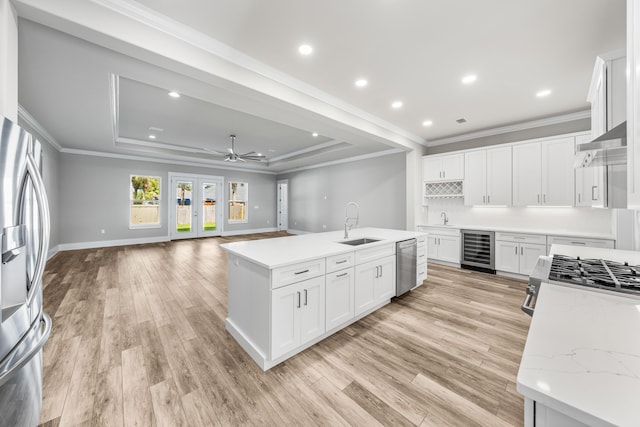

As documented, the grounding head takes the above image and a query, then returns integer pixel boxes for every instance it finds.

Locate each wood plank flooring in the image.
[38,232,531,426]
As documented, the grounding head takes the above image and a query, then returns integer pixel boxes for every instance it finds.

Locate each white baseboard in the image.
[221,227,277,236]
[58,235,171,252]
[47,245,61,260]
[285,229,311,235]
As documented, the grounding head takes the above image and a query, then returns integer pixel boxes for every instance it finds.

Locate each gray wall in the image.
[58,153,277,245]
[277,152,406,233]
[426,118,590,155]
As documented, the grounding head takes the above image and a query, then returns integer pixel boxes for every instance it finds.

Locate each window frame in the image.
[129,174,162,229]
[228,181,248,224]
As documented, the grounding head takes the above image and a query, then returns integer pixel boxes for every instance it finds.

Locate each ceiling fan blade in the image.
[242,155,267,161]
[240,151,257,156]
[202,147,228,156]
[237,157,246,162]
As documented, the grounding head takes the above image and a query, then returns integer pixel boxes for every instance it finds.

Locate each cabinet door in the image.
[512,142,542,206]
[325,268,355,331]
[519,244,547,276]
[423,157,442,182]
[542,137,575,206]
[427,235,439,260]
[463,150,487,206]
[271,283,301,359]
[299,276,325,345]
[375,255,396,303]
[437,236,460,264]
[354,261,377,316]
[495,241,519,274]
[486,146,512,206]
[442,153,464,180]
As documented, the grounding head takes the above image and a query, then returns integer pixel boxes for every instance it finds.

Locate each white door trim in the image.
[277,179,289,231]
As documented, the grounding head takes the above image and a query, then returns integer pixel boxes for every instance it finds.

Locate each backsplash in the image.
[421,198,615,236]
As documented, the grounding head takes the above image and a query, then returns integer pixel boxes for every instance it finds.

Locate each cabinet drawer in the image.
[425,226,460,237]
[416,234,427,245]
[417,245,427,261]
[355,243,395,265]
[326,252,355,273]
[547,235,615,249]
[272,258,325,289]
[495,232,546,245]
[417,263,427,283]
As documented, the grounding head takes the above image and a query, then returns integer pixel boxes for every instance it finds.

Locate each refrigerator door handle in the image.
[0,312,51,388]
[25,151,50,307]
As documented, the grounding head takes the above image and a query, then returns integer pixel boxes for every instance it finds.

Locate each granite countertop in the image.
[220,227,426,269]
[416,224,615,241]
[517,281,640,426]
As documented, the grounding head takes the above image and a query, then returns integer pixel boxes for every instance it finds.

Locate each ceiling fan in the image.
[205,134,267,163]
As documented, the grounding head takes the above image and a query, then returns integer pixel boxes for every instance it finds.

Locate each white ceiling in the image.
[14,0,626,173]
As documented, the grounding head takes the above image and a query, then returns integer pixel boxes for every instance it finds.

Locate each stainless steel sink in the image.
[339,238,380,246]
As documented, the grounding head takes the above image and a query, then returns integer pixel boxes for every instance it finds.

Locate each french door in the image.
[169,173,223,240]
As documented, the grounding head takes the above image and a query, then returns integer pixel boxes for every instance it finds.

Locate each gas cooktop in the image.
[549,254,640,296]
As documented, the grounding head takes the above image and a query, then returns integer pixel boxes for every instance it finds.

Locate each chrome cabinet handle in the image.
[543,194,546,203]
[515,246,518,255]
[487,195,490,204]
[336,259,348,264]
[336,272,348,278]
[379,265,383,277]
[578,193,581,203]
[26,151,51,306]
[304,289,308,306]
[294,269,309,275]
[571,241,587,245]
[521,247,523,255]
[592,186,598,201]
[537,194,540,203]
[483,195,485,204]
[297,291,301,308]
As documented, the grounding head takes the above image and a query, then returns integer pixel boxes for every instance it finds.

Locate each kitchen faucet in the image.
[441,211,448,225]
[344,202,360,239]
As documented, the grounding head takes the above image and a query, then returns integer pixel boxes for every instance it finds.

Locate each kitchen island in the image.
[220,228,427,370]
[517,245,640,427]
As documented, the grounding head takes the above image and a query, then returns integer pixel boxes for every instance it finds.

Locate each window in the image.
[130,175,161,228]
[228,181,248,223]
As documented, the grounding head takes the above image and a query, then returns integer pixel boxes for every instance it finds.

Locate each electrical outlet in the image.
[266,219,270,224]
[322,224,327,230]
[100,229,105,234]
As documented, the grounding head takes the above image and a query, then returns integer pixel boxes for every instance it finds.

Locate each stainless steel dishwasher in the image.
[396,238,417,296]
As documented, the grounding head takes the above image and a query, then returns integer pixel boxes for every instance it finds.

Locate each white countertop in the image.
[417,223,615,240]
[517,281,640,426]
[220,228,425,269]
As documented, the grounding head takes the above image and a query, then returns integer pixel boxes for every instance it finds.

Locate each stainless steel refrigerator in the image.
[0,116,52,427]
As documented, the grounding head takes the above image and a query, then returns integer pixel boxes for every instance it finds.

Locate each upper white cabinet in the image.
[464,146,512,206]
[513,137,575,207]
[423,153,464,182]
[575,133,606,208]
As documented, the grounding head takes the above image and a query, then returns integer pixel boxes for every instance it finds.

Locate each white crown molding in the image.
[426,110,591,147]
[278,148,405,174]
[60,147,278,175]
[17,105,64,151]
[269,139,345,162]
[92,0,425,147]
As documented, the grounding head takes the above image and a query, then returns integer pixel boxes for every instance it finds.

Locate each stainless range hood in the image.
[575,121,626,167]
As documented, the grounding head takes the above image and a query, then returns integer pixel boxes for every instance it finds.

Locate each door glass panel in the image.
[176,180,193,233]
[202,182,217,232]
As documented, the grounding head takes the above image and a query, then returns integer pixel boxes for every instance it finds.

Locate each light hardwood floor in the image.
[38,232,531,427]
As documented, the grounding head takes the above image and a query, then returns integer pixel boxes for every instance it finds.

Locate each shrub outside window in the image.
[130,175,161,228]
[228,181,248,223]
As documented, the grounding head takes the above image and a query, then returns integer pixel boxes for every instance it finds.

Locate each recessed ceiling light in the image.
[422,120,433,127]
[298,44,313,55]
[462,75,477,84]
[536,89,552,97]
[148,134,156,139]
[312,132,318,137]
[391,100,403,109]
[355,79,368,88]
[168,91,180,98]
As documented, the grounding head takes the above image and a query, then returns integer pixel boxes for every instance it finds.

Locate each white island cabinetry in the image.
[222,228,426,371]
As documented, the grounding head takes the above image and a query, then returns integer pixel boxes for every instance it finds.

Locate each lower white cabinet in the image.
[417,235,427,283]
[355,255,396,316]
[495,232,547,276]
[325,267,355,331]
[427,230,461,264]
[271,276,325,360]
